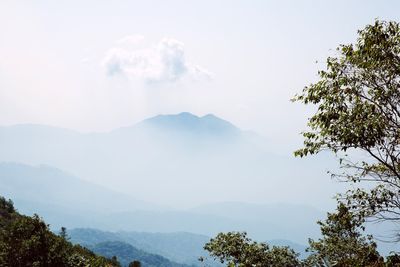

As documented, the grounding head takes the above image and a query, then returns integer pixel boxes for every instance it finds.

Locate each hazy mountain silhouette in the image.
[0,162,160,229]
[90,241,192,267]
[69,228,210,266]
[0,112,339,208]
[0,162,323,245]
[69,228,309,266]
[135,112,239,135]
[0,112,344,252]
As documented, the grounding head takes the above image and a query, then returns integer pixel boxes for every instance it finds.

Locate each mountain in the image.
[0,112,342,251]
[135,112,240,136]
[0,112,340,208]
[90,241,192,267]
[190,201,323,225]
[189,201,324,242]
[0,162,323,245]
[69,228,309,266]
[95,205,322,244]
[69,228,211,266]
[1,113,398,257]
[0,162,159,230]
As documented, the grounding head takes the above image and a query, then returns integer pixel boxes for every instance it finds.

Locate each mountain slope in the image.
[0,162,325,245]
[133,112,240,136]
[90,241,192,267]
[69,228,310,266]
[0,112,340,208]
[0,162,158,229]
[69,228,210,266]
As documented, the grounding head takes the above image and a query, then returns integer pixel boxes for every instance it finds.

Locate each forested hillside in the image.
[0,196,121,266]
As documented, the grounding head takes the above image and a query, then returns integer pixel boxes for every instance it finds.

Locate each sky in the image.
[1,0,400,153]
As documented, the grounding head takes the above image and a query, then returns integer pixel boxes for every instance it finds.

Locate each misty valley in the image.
[2,112,400,266]
[0,113,324,266]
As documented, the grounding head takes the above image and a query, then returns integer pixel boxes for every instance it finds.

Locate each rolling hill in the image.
[90,241,193,267]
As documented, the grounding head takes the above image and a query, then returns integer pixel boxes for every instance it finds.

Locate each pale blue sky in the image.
[1,1,400,152]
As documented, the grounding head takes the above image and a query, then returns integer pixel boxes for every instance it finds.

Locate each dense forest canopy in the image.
[0,196,122,267]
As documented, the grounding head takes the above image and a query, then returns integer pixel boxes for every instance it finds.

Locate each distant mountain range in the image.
[68,228,308,266]
[69,228,209,266]
[0,112,398,258]
[0,162,163,230]
[0,162,156,212]
[90,241,193,267]
[0,112,335,246]
[0,162,323,245]
[0,112,339,208]
[135,112,240,136]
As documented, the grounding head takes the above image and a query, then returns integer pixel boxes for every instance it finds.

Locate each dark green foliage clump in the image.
[0,196,120,267]
[203,231,301,267]
[305,204,383,267]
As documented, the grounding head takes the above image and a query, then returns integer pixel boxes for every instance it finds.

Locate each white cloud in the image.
[102,37,212,83]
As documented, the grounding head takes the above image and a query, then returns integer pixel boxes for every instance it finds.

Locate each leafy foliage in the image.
[305,204,383,267]
[0,196,120,267]
[293,20,400,224]
[205,19,400,267]
[203,232,301,267]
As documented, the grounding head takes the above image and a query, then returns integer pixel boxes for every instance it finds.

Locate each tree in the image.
[305,203,383,267]
[59,226,69,241]
[203,232,301,267]
[0,195,121,267]
[0,214,72,266]
[293,20,400,225]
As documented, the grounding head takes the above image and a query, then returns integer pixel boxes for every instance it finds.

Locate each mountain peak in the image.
[177,112,199,118]
[201,113,217,119]
[139,112,239,136]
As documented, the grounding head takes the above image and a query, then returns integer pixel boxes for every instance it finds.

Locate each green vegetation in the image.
[305,204,383,266]
[205,19,400,267]
[0,196,121,267]
[294,18,400,266]
[0,198,194,267]
[202,206,400,266]
[203,232,301,267]
[293,19,400,225]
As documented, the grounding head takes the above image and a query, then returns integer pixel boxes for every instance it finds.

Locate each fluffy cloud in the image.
[102,37,212,83]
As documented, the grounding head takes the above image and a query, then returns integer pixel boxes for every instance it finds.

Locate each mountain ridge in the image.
[69,228,310,266]
[0,112,239,135]
[0,110,340,212]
